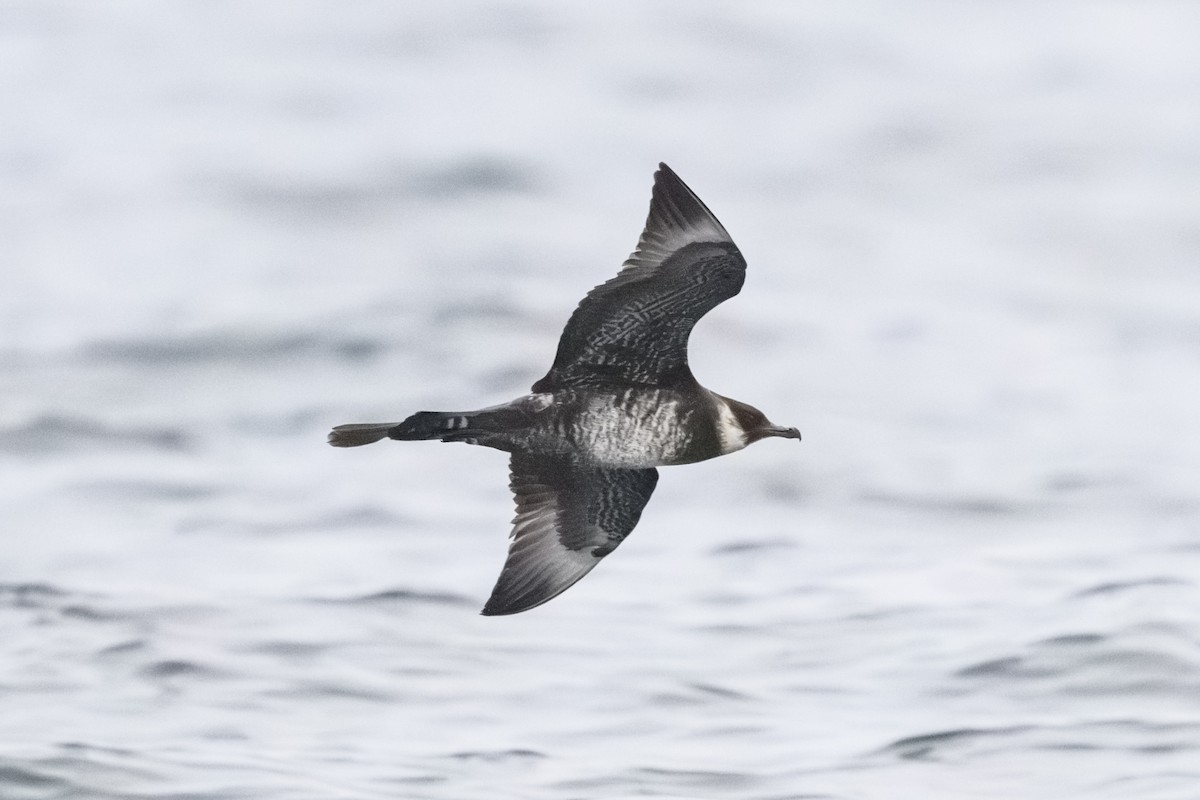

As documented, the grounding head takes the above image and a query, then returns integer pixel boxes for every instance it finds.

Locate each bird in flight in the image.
[329,163,801,615]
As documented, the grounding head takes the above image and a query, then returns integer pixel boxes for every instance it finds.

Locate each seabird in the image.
[329,163,801,615]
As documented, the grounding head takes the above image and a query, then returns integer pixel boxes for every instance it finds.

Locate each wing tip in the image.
[479,586,559,617]
[645,161,731,244]
[479,601,518,617]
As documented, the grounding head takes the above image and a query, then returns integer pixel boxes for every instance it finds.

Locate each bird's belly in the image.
[564,390,706,468]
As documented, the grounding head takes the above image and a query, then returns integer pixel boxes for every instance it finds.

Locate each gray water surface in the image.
[4,3,1200,798]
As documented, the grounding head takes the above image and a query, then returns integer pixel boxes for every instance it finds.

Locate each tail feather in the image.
[331,407,519,448]
[328,423,397,448]
[389,411,481,441]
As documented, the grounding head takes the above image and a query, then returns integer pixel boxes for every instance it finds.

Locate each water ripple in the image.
[317,588,475,608]
[0,414,191,455]
[83,331,383,367]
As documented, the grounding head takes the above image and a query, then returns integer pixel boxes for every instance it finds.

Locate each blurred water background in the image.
[3,2,1200,798]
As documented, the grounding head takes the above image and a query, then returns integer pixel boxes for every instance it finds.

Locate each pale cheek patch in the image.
[715,400,748,454]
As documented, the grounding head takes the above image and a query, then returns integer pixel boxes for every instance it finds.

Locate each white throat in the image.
[715,397,749,455]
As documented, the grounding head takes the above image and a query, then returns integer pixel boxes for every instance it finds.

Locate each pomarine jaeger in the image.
[329,163,800,615]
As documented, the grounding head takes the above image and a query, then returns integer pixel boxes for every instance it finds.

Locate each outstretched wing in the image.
[532,163,747,392]
[481,453,659,616]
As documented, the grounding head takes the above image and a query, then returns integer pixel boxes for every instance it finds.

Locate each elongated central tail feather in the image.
[328,423,397,447]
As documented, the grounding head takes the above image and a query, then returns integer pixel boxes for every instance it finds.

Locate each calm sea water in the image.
[4,3,1200,798]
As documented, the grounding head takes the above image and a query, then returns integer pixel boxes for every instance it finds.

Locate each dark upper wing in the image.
[532,163,747,392]
[481,453,658,616]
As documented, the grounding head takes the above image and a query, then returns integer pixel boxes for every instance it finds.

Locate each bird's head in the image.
[714,394,801,454]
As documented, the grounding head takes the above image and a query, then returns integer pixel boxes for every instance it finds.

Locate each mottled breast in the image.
[558,388,723,468]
